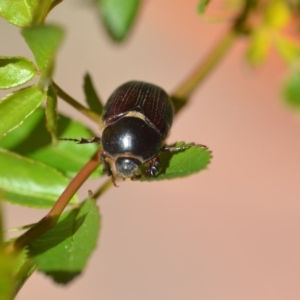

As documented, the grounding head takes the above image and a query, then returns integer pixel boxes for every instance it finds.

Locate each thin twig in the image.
[0,201,3,247]
[171,29,236,105]
[6,150,102,253]
[92,178,113,201]
[13,259,37,298]
[171,0,255,114]
[52,81,101,124]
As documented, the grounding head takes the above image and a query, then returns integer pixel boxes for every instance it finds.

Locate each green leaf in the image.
[97,0,141,41]
[264,0,291,30]
[246,28,270,66]
[22,25,64,81]
[0,148,78,208]
[273,34,300,65]
[83,73,103,115]
[0,85,46,138]
[28,198,101,284]
[0,56,37,90]
[197,0,210,14]
[282,71,300,111]
[0,108,104,178]
[138,142,212,181]
[0,0,54,27]
[45,84,58,142]
[0,0,36,27]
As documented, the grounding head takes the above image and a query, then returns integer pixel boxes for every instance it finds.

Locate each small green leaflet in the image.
[97,0,141,41]
[0,148,78,208]
[197,0,210,15]
[282,71,300,111]
[28,198,101,284]
[83,73,103,115]
[0,85,46,138]
[45,84,58,142]
[22,25,64,82]
[0,56,37,90]
[138,142,212,181]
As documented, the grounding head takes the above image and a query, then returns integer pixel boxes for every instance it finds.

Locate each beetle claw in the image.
[148,157,160,177]
[111,175,119,187]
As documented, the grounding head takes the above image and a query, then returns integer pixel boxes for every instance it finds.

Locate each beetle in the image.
[62,81,201,184]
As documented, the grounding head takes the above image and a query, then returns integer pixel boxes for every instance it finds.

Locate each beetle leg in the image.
[100,153,111,175]
[111,175,118,187]
[161,142,207,152]
[100,153,118,187]
[59,137,101,144]
[148,157,160,177]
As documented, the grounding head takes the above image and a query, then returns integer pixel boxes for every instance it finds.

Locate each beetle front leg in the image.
[161,142,207,153]
[148,157,160,177]
[100,153,118,187]
[59,137,102,144]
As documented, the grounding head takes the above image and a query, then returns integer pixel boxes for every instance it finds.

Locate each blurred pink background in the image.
[1,1,300,299]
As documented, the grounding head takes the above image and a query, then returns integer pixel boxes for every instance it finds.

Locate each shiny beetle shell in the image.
[102,81,173,137]
[101,81,174,179]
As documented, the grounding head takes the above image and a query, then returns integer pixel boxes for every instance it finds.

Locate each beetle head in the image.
[115,157,141,178]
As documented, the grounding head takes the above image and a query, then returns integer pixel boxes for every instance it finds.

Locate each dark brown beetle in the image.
[101,81,174,179]
[65,81,175,183]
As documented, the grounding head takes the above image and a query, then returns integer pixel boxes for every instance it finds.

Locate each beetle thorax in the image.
[102,116,162,177]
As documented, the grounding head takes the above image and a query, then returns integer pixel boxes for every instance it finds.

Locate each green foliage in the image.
[0,0,47,27]
[22,25,64,84]
[246,0,300,66]
[282,71,300,111]
[0,56,37,89]
[0,148,78,208]
[45,84,58,142]
[97,0,141,41]
[246,28,270,65]
[83,73,103,115]
[197,0,210,15]
[28,198,101,284]
[0,108,104,178]
[273,35,300,65]
[0,86,46,138]
[263,0,290,30]
[139,143,212,181]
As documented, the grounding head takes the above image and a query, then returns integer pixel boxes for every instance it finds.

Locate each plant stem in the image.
[13,260,37,298]
[47,150,101,217]
[92,178,113,201]
[171,0,255,113]
[52,81,101,124]
[0,201,3,248]
[171,29,237,113]
[6,150,102,253]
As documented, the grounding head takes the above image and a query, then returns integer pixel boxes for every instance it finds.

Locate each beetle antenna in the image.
[59,137,102,144]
